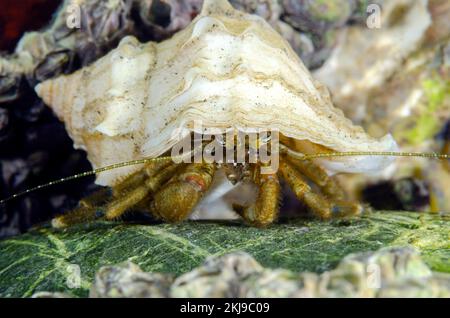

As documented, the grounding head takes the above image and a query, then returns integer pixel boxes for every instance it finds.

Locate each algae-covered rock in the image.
[0,211,448,297]
[31,247,450,298]
[89,261,173,298]
[171,251,264,298]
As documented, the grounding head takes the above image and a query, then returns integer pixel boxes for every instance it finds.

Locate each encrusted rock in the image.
[27,245,450,298]
[171,252,264,297]
[137,0,203,40]
[244,269,315,297]
[90,261,173,298]
[170,247,450,298]
[314,0,432,122]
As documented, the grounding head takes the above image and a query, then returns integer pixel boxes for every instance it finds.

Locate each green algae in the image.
[403,76,450,145]
[0,211,448,297]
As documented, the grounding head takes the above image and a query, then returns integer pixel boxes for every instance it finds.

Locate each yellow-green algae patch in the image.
[401,76,450,145]
[0,211,448,297]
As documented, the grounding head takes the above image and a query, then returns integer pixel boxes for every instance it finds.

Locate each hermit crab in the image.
[5,0,446,228]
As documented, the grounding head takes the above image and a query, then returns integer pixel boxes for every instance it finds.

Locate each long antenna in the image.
[279,146,450,161]
[0,156,173,205]
[1,150,449,205]
[302,152,449,160]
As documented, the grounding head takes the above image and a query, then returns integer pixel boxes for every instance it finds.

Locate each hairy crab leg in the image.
[51,187,110,228]
[283,153,363,216]
[279,158,330,219]
[234,164,281,227]
[51,160,178,228]
[112,158,173,197]
[279,158,361,219]
[150,162,216,223]
[283,154,346,201]
[104,163,182,220]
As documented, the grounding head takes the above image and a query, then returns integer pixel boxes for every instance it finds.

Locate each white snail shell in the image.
[35,0,397,187]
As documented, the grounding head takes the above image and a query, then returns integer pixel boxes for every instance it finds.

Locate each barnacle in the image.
[314,0,432,122]
[35,0,398,228]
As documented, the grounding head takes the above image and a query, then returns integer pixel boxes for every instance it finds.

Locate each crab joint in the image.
[235,165,280,227]
[279,159,332,219]
[150,163,216,223]
[105,163,181,220]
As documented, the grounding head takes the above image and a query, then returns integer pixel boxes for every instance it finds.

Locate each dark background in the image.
[0,0,62,52]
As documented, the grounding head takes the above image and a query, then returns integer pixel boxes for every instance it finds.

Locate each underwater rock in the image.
[90,261,173,298]
[137,0,203,40]
[314,0,432,122]
[0,74,22,104]
[340,42,450,211]
[313,0,450,208]
[0,211,448,297]
[30,246,450,298]
[281,0,356,68]
[425,0,450,46]
[282,0,356,32]
[310,246,449,298]
[171,252,264,297]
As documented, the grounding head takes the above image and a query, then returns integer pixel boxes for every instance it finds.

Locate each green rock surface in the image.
[0,211,448,297]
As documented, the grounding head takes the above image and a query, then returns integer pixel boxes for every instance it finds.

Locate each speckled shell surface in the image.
[35,0,397,186]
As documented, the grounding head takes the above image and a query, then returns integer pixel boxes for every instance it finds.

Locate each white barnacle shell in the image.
[35,0,398,187]
[313,0,431,122]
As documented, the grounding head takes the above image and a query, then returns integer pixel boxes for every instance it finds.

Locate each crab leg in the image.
[150,162,216,222]
[51,160,178,228]
[284,155,362,215]
[104,163,182,220]
[283,155,345,200]
[112,158,173,197]
[235,164,281,227]
[279,158,361,219]
[279,158,331,219]
[51,187,110,228]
